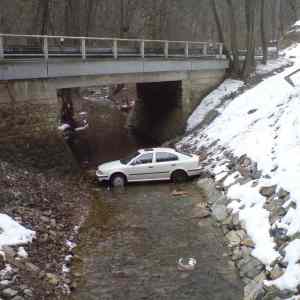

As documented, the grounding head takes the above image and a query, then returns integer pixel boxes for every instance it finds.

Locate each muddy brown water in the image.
[69,99,243,300]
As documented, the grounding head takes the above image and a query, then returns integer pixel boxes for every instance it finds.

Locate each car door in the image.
[153,152,179,180]
[126,153,154,181]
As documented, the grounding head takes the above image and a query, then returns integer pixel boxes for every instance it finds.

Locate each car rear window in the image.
[156,152,178,162]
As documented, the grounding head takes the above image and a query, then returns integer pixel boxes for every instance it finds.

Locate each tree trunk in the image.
[260,0,268,65]
[225,0,240,76]
[211,0,233,67]
[242,0,259,79]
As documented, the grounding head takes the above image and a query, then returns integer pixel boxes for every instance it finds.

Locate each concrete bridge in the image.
[0,34,228,143]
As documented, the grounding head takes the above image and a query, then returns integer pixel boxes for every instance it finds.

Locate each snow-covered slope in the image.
[178,43,300,293]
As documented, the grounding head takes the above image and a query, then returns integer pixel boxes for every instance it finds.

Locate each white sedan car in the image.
[96,147,202,186]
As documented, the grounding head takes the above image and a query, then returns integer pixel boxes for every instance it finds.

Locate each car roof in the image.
[139,147,176,153]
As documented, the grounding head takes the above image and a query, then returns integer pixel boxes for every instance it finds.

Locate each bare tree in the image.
[211,0,232,66]
[260,0,268,65]
[242,0,259,79]
[225,0,241,76]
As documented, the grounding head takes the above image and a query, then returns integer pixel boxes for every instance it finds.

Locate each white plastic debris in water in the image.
[177,257,197,271]
[58,123,71,131]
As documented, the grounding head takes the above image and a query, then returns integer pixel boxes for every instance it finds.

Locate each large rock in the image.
[269,264,284,280]
[2,246,16,264]
[225,230,246,247]
[238,256,264,279]
[212,202,228,222]
[244,280,265,300]
[197,178,224,205]
[2,288,18,298]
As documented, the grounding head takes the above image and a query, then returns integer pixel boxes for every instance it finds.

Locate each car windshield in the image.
[120,151,140,164]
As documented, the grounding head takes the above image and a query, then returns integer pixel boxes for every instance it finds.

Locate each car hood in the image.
[98,160,124,171]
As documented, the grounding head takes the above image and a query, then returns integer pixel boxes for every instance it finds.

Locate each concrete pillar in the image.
[182,70,226,118]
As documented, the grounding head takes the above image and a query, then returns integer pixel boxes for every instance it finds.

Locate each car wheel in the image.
[172,170,188,183]
[110,173,126,187]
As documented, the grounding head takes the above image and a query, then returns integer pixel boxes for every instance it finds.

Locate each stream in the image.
[68,97,243,300]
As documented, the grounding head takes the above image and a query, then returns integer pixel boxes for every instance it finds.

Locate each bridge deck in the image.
[0,57,229,81]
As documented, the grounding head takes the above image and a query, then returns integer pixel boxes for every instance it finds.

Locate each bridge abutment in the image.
[0,80,58,140]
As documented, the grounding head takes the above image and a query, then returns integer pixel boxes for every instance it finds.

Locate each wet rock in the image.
[212,203,228,222]
[269,264,284,280]
[25,262,40,274]
[46,273,59,285]
[231,247,243,261]
[191,208,210,219]
[241,239,255,248]
[2,246,16,263]
[241,246,252,258]
[2,288,18,298]
[12,296,25,300]
[225,230,246,247]
[263,285,294,300]
[238,256,264,279]
[253,271,266,283]
[244,280,265,300]
[232,213,240,227]
[197,178,224,205]
[259,185,277,197]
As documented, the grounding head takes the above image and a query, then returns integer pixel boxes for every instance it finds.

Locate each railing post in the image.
[81,38,86,60]
[0,35,4,59]
[43,37,48,60]
[218,43,223,58]
[164,41,169,59]
[185,42,189,58]
[203,43,207,56]
[140,40,145,58]
[113,39,118,59]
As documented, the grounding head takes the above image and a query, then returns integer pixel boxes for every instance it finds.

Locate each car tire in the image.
[110,173,126,187]
[171,170,188,183]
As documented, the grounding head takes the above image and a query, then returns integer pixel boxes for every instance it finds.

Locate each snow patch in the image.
[0,214,35,248]
[186,79,244,131]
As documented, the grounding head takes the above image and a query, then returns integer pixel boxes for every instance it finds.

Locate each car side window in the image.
[132,153,153,165]
[156,152,179,163]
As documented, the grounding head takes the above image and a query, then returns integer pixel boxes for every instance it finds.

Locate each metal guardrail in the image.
[0,33,224,60]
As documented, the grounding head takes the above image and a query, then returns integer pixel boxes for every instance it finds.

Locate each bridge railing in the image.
[0,34,224,60]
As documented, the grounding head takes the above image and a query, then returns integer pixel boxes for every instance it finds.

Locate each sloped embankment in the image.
[177,44,300,299]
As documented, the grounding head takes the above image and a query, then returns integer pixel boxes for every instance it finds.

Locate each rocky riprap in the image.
[0,153,93,299]
[193,151,298,300]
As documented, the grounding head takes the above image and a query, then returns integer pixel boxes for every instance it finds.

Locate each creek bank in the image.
[0,141,94,299]
[192,151,298,300]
